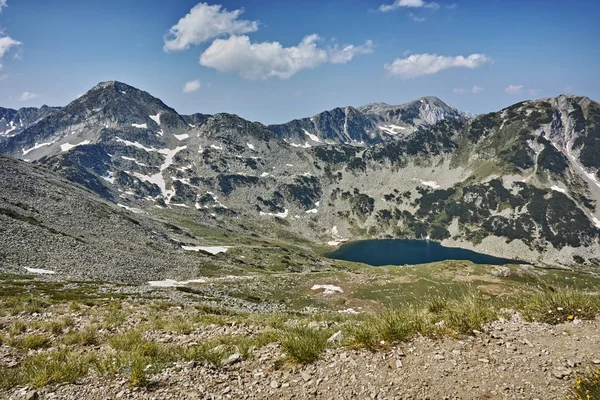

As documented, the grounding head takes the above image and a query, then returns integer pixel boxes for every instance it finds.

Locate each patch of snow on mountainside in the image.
[414,179,440,189]
[551,185,567,194]
[311,285,343,294]
[117,204,143,214]
[148,278,206,287]
[115,138,157,153]
[173,134,189,141]
[181,245,229,255]
[131,123,148,129]
[149,113,161,125]
[593,217,600,229]
[210,144,223,150]
[60,140,90,152]
[379,125,407,135]
[290,142,311,148]
[130,146,187,204]
[260,172,269,177]
[259,209,289,218]
[25,267,56,275]
[121,156,148,167]
[247,143,255,150]
[303,129,321,143]
[1,121,17,136]
[22,141,57,155]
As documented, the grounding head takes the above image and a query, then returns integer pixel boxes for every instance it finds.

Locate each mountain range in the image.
[1,80,599,280]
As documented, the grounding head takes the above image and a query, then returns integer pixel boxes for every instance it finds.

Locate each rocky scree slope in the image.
[0,154,255,283]
[1,82,599,269]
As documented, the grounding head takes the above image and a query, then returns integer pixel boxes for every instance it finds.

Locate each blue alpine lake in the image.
[326,239,523,266]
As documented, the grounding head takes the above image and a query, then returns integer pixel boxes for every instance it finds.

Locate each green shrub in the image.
[519,288,600,324]
[280,327,328,364]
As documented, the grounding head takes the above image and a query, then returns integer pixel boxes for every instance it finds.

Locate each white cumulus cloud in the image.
[504,85,523,94]
[384,53,492,79]
[453,85,484,94]
[183,80,201,93]
[199,34,373,79]
[19,92,41,102]
[164,2,259,52]
[453,86,484,94]
[0,0,7,13]
[0,36,21,59]
[379,0,439,12]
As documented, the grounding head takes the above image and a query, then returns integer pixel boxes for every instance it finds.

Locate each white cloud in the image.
[384,53,492,78]
[183,80,201,93]
[0,36,21,59]
[164,2,259,52]
[379,0,439,12]
[408,12,426,22]
[19,92,41,102]
[504,84,523,94]
[453,85,484,95]
[0,0,6,13]
[199,34,373,79]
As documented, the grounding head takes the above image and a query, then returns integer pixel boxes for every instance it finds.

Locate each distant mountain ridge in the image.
[0,105,60,140]
[268,96,469,145]
[0,81,599,271]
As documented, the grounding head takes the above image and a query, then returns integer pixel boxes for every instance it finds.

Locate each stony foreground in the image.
[5,315,599,400]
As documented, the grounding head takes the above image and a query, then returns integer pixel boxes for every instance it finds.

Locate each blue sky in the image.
[0,0,599,124]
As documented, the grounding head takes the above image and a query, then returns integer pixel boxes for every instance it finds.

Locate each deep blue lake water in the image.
[326,239,523,266]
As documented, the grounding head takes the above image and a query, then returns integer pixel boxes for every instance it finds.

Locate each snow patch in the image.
[117,204,143,214]
[260,172,269,177]
[303,129,321,143]
[25,267,56,275]
[157,130,164,137]
[210,144,223,150]
[174,134,189,141]
[121,156,147,167]
[260,209,289,218]
[418,180,440,189]
[311,285,343,295]
[593,217,600,229]
[181,245,229,255]
[131,123,148,129]
[149,113,161,125]
[22,141,56,156]
[148,279,206,287]
[305,209,318,214]
[290,142,311,148]
[246,143,255,150]
[60,140,91,152]
[550,185,567,194]
[338,308,360,315]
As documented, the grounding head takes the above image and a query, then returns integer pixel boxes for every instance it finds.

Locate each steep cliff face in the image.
[1,82,599,269]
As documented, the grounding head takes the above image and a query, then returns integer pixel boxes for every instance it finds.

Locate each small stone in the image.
[396,359,403,369]
[222,353,241,366]
[270,380,280,389]
[593,360,600,365]
[433,354,445,360]
[116,391,126,399]
[552,367,572,379]
[327,331,344,346]
[478,358,490,363]
[301,372,311,382]
[24,392,39,400]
